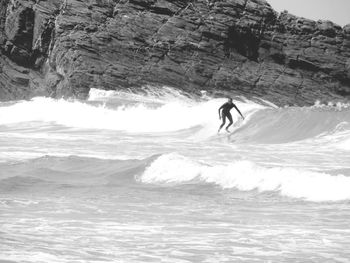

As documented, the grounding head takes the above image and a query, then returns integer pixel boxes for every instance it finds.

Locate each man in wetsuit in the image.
[218,98,244,133]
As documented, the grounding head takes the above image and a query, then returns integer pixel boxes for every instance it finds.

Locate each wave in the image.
[88,87,195,104]
[0,90,262,134]
[0,155,156,191]
[0,87,349,144]
[229,106,350,144]
[313,122,350,150]
[2,153,349,202]
[139,153,350,202]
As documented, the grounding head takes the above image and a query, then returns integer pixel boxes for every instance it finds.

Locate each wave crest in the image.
[0,95,261,134]
[139,153,350,202]
[0,87,349,144]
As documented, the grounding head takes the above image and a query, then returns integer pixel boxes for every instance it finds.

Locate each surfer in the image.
[218,98,244,133]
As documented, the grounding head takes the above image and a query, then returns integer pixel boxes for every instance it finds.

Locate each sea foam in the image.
[140,153,350,202]
[0,95,261,134]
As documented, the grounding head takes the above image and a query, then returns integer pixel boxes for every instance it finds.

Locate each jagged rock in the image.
[0,0,349,106]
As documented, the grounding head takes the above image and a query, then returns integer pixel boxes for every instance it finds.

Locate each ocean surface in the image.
[1,87,350,263]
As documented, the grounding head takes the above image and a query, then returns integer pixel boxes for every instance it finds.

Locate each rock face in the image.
[0,0,349,105]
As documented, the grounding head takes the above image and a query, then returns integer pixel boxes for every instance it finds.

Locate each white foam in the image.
[88,86,192,104]
[0,96,263,134]
[140,153,350,202]
[88,88,120,101]
[313,100,350,110]
[338,138,350,150]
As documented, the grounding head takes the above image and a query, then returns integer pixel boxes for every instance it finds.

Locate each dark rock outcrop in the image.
[0,0,349,105]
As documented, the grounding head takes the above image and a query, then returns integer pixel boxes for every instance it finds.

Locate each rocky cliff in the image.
[0,0,349,105]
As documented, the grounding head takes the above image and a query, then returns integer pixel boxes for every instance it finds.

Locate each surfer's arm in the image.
[234,105,244,120]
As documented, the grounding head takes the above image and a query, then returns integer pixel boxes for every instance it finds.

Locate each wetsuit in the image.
[218,101,244,132]
[220,102,234,126]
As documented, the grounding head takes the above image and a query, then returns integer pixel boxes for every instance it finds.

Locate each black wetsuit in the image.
[221,102,234,123]
[218,101,244,132]
[218,102,238,132]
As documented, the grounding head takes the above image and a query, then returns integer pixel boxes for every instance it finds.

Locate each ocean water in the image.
[0,87,350,263]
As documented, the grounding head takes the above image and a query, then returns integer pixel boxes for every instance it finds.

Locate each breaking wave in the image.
[0,88,349,145]
[139,153,350,202]
[0,91,262,134]
[0,87,349,203]
[0,153,349,202]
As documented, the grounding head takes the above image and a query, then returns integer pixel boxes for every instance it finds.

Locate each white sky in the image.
[267,0,350,26]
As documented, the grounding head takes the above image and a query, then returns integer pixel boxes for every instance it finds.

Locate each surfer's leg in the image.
[218,115,226,132]
[225,113,233,131]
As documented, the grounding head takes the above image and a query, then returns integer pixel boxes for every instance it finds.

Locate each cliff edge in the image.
[1,0,350,105]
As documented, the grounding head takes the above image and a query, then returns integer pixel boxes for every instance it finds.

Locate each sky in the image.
[267,0,350,27]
